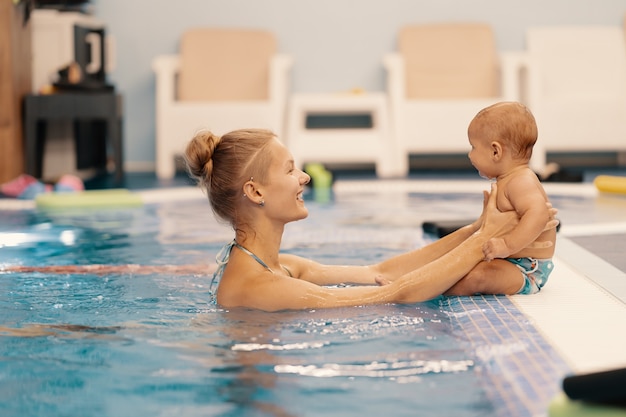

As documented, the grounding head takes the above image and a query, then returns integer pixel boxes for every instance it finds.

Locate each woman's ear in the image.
[242,180,264,205]
[490,141,503,161]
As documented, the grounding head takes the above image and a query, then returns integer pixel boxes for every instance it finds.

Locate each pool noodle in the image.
[35,189,143,209]
[563,367,626,404]
[593,175,626,195]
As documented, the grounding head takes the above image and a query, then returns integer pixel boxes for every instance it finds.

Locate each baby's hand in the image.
[482,237,510,261]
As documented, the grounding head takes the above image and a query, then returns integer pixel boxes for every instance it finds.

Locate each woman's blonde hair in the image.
[184,128,276,227]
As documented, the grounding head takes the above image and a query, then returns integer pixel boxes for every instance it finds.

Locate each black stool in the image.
[23,92,124,183]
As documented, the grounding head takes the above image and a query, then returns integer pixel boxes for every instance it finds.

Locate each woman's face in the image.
[261,139,311,223]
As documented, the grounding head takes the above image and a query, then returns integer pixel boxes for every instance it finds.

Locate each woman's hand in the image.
[477,183,518,238]
[467,189,491,233]
[544,202,560,232]
[474,184,559,235]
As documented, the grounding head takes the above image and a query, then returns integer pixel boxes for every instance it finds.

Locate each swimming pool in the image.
[0,182,606,417]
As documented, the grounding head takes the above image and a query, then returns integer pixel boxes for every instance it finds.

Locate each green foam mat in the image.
[549,393,626,417]
[36,189,143,209]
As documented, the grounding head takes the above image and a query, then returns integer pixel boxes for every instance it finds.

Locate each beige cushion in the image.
[399,23,499,99]
[178,28,276,101]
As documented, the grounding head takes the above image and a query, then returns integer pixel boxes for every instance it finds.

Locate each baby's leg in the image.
[444,259,524,296]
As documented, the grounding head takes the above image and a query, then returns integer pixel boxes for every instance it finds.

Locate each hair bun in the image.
[184,130,221,186]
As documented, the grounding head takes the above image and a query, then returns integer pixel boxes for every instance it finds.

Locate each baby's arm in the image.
[483,176,551,261]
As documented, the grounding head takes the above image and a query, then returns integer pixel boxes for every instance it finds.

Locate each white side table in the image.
[286,92,403,178]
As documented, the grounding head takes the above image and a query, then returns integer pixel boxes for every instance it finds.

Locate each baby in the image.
[445,102,556,295]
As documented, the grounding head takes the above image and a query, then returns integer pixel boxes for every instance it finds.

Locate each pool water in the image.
[0,191,569,417]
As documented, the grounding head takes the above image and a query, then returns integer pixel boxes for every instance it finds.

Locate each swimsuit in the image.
[506,257,554,295]
[209,240,292,304]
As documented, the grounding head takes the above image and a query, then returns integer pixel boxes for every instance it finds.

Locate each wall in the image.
[0,0,30,182]
[91,0,626,171]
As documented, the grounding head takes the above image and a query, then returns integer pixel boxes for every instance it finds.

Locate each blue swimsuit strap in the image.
[210,240,293,301]
[234,241,293,277]
[233,241,274,273]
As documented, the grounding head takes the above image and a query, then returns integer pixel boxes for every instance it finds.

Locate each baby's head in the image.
[469,101,538,161]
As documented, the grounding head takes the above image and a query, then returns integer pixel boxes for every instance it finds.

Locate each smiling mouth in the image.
[296,191,304,201]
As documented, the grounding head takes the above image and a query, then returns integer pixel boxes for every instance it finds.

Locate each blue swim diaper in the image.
[506,257,554,295]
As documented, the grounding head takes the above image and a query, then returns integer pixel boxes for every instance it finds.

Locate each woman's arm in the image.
[228,229,492,312]
[278,254,380,285]
[370,189,489,283]
[278,221,480,287]
[223,184,516,312]
[279,188,523,287]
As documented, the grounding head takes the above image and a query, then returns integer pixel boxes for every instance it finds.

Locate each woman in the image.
[184,128,556,312]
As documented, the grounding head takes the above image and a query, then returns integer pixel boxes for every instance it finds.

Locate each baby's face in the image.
[467,129,497,180]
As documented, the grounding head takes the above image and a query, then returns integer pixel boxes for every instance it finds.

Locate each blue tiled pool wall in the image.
[445,295,571,417]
